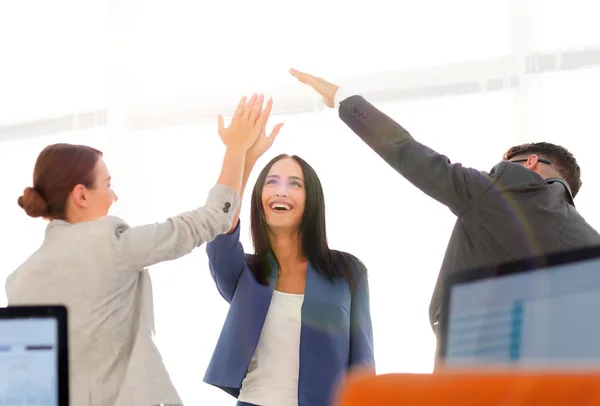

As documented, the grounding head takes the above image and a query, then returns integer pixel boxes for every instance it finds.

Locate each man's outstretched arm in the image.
[290,69,499,215]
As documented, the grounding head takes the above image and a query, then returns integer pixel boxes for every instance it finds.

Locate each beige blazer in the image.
[5,185,239,406]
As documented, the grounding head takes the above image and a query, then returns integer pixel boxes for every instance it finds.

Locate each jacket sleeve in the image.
[110,184,240,269]
[205,219,247,302]
[339,95,497,216]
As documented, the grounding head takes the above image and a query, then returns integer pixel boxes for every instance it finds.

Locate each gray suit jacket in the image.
[6,184,240,406]
[338,95,600,332]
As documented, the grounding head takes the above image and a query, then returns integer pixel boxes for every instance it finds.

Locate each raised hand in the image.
[247,98,284,162]
[289,68,340,108]
[218,94,270,152]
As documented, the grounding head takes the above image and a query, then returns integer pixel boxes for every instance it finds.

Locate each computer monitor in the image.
[0,305,68,405]
[438,245,600,368]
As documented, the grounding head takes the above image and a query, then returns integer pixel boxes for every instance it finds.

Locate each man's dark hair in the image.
[503,142,582,197]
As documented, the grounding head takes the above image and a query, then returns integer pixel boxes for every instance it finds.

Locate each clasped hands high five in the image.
[218,69,340,159]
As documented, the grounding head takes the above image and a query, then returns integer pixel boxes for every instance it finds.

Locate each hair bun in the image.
[18,187,49,218]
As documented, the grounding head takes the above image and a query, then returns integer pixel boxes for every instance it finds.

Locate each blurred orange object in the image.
[335,369,600,405]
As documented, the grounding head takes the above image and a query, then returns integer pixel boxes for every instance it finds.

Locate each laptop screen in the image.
[0,308,67,406]
[443,255,600,368]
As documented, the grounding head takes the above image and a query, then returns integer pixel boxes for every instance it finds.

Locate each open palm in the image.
[247,98,284,161]
[289,68,339,108]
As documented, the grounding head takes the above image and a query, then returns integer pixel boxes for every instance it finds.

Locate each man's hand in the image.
[247,97,284,162]
[289,68,340,108]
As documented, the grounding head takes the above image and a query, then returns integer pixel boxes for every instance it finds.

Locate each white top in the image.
[238,290,305,406]
[5,185,239,406]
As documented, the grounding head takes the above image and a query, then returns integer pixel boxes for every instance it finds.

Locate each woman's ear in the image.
[69,184,89,208]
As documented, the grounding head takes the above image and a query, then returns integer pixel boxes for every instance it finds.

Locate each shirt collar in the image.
[546,177,575,206]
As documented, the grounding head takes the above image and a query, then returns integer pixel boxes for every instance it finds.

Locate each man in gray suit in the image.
[290,68,600,358]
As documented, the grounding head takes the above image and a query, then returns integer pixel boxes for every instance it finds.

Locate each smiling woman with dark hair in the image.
[203,121,375,406]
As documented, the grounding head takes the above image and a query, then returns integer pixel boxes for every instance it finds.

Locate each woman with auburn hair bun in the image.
[6,94,281,406]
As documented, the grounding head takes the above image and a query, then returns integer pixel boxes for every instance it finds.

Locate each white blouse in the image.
[238,290,305,406]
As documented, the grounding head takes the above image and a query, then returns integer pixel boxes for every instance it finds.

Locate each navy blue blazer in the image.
[203,221,375,406]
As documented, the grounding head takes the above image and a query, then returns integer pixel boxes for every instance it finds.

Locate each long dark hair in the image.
[247,154,365,291]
